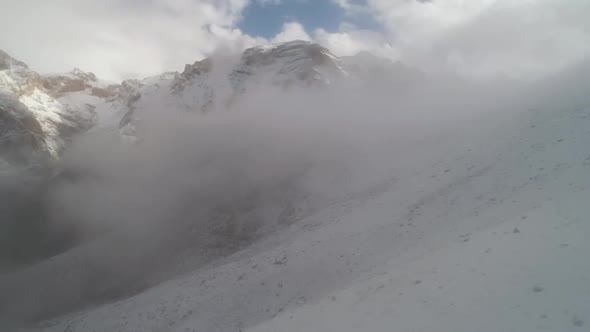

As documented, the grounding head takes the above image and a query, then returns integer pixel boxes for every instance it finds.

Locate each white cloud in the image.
[272,22,311,43]
[425,0,590,78]
[0,0,256,81]
[314,27,397,59]
[328,0,590,78]
[1,0,589,81]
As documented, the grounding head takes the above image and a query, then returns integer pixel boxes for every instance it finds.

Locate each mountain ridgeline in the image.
[0,41,423,268]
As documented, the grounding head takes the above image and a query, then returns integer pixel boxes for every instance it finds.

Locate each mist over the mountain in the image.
[1,36,590,331]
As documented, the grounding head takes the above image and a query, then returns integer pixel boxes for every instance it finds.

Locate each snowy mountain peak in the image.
[0,51,102,167]
[119,41,355,128]
[231,40,346,92]
[1,42,426,171]
[241,40,337,66]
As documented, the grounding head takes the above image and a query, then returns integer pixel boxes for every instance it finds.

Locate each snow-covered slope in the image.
[18,68,590,332]
[247,96,590,332]
[8,42,587,332]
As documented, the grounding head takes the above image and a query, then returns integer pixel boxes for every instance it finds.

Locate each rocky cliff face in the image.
[0,51,108,169]
[0,93,46,171]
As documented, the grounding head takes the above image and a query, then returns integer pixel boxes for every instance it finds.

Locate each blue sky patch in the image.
[238,0,381,39]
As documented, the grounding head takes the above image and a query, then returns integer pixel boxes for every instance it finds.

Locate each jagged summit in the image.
[240,40,338,68]
[231,40,346,92]
[119,41,355,127]
[0,51,107,168]
[171,40,346,95]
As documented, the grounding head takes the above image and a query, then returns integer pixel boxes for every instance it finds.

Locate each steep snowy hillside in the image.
[9,41,581,332]
[14,64,590,332]
[249,104,590,332]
